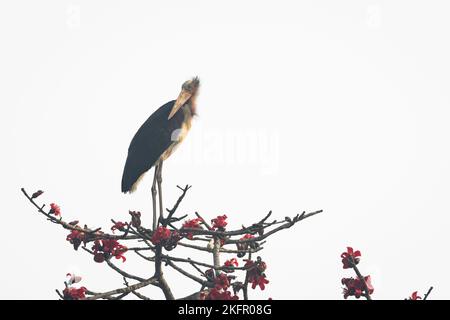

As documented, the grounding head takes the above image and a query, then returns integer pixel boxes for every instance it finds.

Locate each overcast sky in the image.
[1,0,450,299]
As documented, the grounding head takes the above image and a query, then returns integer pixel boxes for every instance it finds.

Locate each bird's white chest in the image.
[160,115,192,161]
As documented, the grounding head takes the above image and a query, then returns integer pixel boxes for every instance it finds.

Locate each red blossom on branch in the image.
[111,221,128,233]
[92,239,128,263]
[214,273,231,290]
[151,226,172,245]
[200,272,239,300]
[150,226,180,250]
[342,276,374,299]
[202,288,239,300]
[59,273,87,300]
[222,261,237,273]
[181,217,203,239]
[63,286,87,300]
[66,229,85,250]
[49,203,61,217]
[341,247,361,269]
[241,234,255,241]
[224,258,239,268]
[211,215,228,230]
[245,258,269,291]
[251,275,269,290]
[409,291,422,300]
[340,246,373,300]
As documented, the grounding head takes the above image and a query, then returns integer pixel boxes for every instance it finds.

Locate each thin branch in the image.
[86,277,158,300]
[180,210,323,241]
[165,260,210,287]
[351,263,372,301]
[161,185,191,226]
[227,210,323,244]
[82,247,147,282]
[55,289,64,299]
[21,188,140,241]
[160,254,251,271]
[177,241,263,254]
[123,277,152,300]
[423,286,434,300]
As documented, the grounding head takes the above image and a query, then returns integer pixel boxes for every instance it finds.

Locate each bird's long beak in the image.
[168,90,191,120]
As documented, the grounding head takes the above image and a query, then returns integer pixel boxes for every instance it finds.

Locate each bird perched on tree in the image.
[121,77,200,229]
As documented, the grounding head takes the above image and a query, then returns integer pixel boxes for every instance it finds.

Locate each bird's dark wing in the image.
[121,100,185,193]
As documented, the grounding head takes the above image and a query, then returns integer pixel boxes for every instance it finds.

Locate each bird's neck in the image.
[185,100,196,117]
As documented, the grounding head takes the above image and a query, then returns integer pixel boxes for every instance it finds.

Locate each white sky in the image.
[1,0,449,299]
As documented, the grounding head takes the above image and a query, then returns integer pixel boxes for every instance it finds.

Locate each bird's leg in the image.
[156,161,164,224]
[151,164,158,230]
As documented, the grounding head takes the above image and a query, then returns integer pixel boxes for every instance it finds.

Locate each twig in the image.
[161,185,191,226]
[55,289,64,299]
[351,263,372,301]
[161,254,251,271]
[165,260,210,286]
[123,277,152,300]
[423,286,434,300]
[21,188,140,241]
[82,247,147,282]
[177,241,263,254]
[180,210,323,241]
[86,277,158,300]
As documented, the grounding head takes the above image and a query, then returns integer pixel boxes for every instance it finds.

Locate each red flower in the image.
[66,229,85,250]
[91,239,128,263]
[245,257,269,291]
[214,273,231,290]
[111,221,128,233]
[223,258,239,273]
[202,288,239,300]
[251,275,269,290]
[31,190,44,199]
[341,247,361,269]
[112,245,128,262]
[50,203,61,217]
[182,218,203,229]
[211,215,228,230]
[200,273,238,300]
[151,226,172,245]
[224,258,239,268]
[409,291,422,300]
[240,234,255,241]
[63,286,87,300]
[342,276,374,299]
[181,218,203,239]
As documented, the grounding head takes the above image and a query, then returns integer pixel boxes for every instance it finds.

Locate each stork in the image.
[121,77,199,229]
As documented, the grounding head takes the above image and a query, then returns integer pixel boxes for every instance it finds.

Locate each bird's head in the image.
[168,77,200,119]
